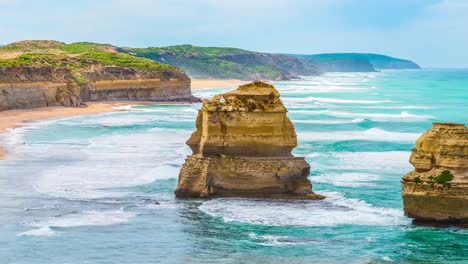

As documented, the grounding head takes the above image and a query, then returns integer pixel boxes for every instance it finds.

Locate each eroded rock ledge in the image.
[0,66,197,111]
[175,82,324,199]
[402,123,468,226]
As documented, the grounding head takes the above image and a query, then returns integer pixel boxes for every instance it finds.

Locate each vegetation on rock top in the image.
[0,40,178,71]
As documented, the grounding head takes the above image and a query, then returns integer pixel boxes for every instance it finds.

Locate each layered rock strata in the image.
[0,66,195,111]
[175,82,324,199]
[402,123,468,226]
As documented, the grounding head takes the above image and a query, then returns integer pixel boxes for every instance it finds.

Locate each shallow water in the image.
[1,69,467,263]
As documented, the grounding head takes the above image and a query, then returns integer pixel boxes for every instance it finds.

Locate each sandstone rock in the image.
[0,66,197,111]
[402,123,468,226]
[175,82,324,199]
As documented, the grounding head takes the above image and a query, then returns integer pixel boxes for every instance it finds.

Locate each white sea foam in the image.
[34,210,136,228]
[298,128,419,142]
[327,111,434,121]
[292,118,365,125]
[312,172,380,187]
[18,209,137,237]
[248,233,307,246]
[199,191,406,227]
[278,85,366,93]
[32,128,190,200]
[357,105,431,110]
[307,151,412,172]
[289,109,433,122]
[290,97,392,104]
[17,226,56,237]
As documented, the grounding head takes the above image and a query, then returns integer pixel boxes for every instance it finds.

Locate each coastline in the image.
[0,101,189,159]
[0,78,240,159]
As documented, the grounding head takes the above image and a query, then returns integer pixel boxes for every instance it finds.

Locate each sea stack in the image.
[175,82,324,199]
[402,123,468,226]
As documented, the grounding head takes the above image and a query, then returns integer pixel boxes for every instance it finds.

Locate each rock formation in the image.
[0,66,196,111]
[175,82,324,199]
[0,40,198,111]
[402,123,468,226]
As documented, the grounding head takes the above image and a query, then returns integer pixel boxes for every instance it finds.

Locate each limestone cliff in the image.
[0,66,84,110]
[402,123,468,226]
[0,40,197,111]
[175,82,324,199]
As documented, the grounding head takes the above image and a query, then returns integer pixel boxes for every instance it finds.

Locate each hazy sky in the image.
[1,0,467,67]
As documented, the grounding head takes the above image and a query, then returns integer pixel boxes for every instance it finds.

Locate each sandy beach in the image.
[0,101,164,159]
[191,78,246,89]
[0,79,242,159]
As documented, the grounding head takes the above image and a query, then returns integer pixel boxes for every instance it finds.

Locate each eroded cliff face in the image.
[402,123,468,226]
[176,82,324,199]
[0,66,195,111]
[0,66,83,110]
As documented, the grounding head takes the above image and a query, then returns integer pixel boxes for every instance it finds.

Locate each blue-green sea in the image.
[1,69,467,264]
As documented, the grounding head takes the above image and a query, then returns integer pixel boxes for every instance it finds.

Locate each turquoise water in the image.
[1,69,467,263]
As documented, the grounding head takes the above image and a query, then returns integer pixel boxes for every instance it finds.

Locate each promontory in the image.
[0,40,197,111]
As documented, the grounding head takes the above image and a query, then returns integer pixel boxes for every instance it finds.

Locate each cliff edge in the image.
[402,123,468,226]
[0,41,197,111]
[175,82,324,199]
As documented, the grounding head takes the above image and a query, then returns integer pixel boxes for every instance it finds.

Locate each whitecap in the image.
[327,111,434,121]
[292,118,365,125]
[309,151,412,172]
[32,129,190,200]
[312,172,380,187]
[290,97,392,104]
[248,233,307,246]
[17,226,56,237]
[199,192,406,227]
[26,209,136,230]
[298,128,420,142]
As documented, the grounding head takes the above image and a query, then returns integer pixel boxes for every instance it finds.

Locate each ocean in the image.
[0,69,467,263]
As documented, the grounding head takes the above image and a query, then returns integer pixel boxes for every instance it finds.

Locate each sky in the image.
[1,0,467,68]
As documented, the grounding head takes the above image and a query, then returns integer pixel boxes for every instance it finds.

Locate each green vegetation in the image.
[61,42,114,53]
[0,40,421,81]
[435,170,454,184]
[427,170,454,189]
[293,53,421,70]
[0,41,178,85]
[121,45,294,80]
[414,176,422,184]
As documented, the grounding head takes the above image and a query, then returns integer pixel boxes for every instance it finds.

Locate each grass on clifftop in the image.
[0,40,177,71]
[122,45,285,80]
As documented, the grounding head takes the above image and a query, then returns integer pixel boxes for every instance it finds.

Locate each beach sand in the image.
[0,101,166,159]
[0,79,243,159]
[191,78,246,89]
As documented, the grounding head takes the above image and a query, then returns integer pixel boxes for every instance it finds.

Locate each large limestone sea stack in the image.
[402,123,468,226]
[175,82,323,199]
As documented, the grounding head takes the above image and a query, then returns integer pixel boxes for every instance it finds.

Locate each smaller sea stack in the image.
[175,82,324,199]
[402,123,468,227]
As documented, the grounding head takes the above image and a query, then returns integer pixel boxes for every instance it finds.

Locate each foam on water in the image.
[248,233,308,246]
[327,111,434,121]
[287,97,392,104]
[298,128,419,142]
[199,191,406,227]
[17,226,56,237]
[32,130,188,200]
[288,109,433,121]
[312,172,380,187]
[292,118,365,125]
[18,210,136,237]
[324,151,411,171]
